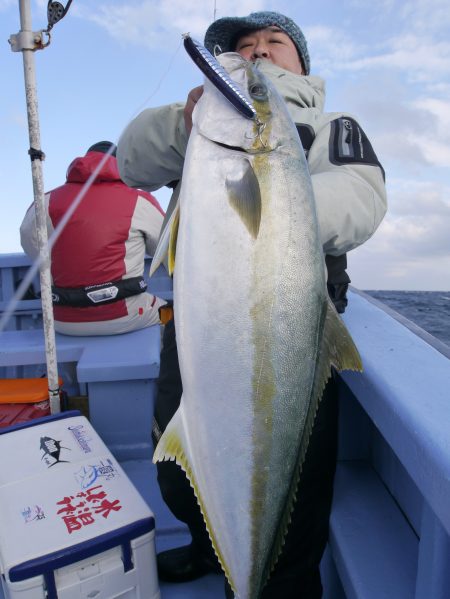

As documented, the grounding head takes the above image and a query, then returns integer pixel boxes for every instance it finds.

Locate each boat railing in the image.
[322,288,450,599]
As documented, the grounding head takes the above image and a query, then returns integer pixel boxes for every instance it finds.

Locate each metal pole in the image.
[15,0,60,413]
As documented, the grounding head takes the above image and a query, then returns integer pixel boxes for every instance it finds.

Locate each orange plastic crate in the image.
[0,378,62,428]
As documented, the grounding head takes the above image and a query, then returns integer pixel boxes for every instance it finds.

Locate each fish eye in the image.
[249,83,268,99]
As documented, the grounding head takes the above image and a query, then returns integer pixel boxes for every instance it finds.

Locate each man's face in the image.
[234,26,304,75]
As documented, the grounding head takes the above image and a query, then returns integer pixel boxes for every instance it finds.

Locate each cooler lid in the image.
[0,413,154,579]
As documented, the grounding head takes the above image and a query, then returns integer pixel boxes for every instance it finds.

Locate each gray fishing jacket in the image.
[117,58,387,258]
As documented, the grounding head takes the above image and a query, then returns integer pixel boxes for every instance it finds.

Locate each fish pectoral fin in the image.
[226,162,262,239]
[149,200,180,278]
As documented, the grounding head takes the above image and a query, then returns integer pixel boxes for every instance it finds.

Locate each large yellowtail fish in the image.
[153,52,362,599]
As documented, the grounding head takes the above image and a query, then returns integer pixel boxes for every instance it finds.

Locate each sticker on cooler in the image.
[74,458,120,489]
[56,484,122,534]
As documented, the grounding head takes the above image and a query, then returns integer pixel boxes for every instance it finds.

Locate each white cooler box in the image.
[0,411,160,599]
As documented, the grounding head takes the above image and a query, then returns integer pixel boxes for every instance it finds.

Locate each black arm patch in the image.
[329,117,385,179]
[295,123,315,157]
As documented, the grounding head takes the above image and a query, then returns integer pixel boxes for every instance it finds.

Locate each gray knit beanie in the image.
[204,11,310,75]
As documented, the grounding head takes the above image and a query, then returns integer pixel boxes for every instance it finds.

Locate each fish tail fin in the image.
[153,405,235,590]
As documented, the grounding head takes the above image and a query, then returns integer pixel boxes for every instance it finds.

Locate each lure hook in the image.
[244,118,268,147]
[256,119,267,146]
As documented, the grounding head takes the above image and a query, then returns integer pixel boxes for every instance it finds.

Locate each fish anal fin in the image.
[153,407,236,593]
[226,162,262,239]
[152,407,185,466]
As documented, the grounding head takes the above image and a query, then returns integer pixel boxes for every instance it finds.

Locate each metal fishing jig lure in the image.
[183,34,257,121]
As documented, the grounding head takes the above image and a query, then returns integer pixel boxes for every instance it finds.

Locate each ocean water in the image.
[363,290,450,349]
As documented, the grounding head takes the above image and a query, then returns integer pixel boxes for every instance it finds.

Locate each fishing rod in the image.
[8,0,73,414]
[5,15,252,416]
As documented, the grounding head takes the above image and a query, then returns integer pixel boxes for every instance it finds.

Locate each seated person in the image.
[20,141,166,335]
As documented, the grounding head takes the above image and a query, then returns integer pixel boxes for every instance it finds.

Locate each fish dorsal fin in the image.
[149,201,180,277]
[263,298,362,584]
[153,405,235,591]
[226,162,262,239]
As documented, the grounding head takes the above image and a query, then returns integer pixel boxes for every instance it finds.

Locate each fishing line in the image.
[0,148,115,333]
[126,39,183,123]
[1,37,184,333]
[1,31,251,331]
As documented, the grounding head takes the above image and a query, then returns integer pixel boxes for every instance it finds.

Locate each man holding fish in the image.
[117,11,387,599]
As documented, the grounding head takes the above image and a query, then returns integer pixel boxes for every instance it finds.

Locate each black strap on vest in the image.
[295,123,315,155]
[52,276,147,307]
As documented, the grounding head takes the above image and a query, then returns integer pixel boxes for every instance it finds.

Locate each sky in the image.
[1,0,449,291]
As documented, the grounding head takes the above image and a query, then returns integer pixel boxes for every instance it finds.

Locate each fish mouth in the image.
[212,140,274,154]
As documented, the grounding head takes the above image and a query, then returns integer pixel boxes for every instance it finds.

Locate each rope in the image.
[28,147,46,161]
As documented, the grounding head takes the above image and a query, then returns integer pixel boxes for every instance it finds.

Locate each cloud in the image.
[349,0,450,35]
[348,177,450,290]
[349,241,450,290]
[7,110,28,129]
[314,31,450,84]
[379,215,450,257]
[307,0,450,86]
[380,36,450,82]
[363,178,450,259]
[306,25,366,77]
[405,137,450,168]
[400,0,450,33]
[407,98,450,167]
[324,61,450,173]
[386,96,450,168]
[72,0,268,48]
[412,98,450,129]
[0,0,15,10]
[321,3,450,291]
[370,98,450,170]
